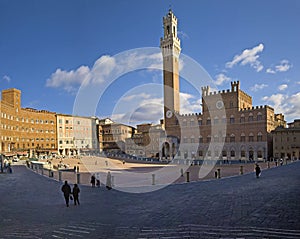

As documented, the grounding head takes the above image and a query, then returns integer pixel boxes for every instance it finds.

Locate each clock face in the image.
[216,100,224,109]
[166,110,173,118]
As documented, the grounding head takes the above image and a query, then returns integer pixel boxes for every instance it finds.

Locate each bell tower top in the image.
[160,9,181,57]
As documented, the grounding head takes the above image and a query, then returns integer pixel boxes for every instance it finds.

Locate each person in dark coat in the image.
[90,175,96,187]
[255,164,261,178]
[61,181,71,207]
[72,184,80,206]
[96,179,100,187]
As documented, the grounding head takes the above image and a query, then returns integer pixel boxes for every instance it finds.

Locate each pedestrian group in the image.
[61,181,80,207]
[61,172,113,207]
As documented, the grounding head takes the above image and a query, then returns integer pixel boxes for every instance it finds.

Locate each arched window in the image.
[257,112,262,121]
[230,134,235,142]
[230,150,235,157]
[230,115,235,124]
[214,150,219,158]
[241,150,246,157]
[206,118,211,125]
[214,134,219,142]
[257,150,263,158]
[199,136,203,143]
[240,133,246,142]
[182,119,187,127]
[214,117,219,125]
[190,119,195,126]
[207,135,211,143]
[222,133,227,142]
[249,133,254,142]
[191,136,195,143]
[257,132,263,141]
[198,118,202,126]
[222,150,227,157]
[248,113,254,122]
[240,114,245,123]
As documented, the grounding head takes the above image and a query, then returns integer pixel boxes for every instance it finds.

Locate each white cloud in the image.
[46,65,91,93]
[275,60,292,72]
[250,83,268,92]
[111,96,164,125]
[177,31,189,39]
[278,84,288,91]
[110,91,201,125]
[214,73,231,86]
[122,93,151,102]
[262,93,287,114]
[266,59,292,74]
[2,75,11,82]
[46,51,163,92]
[226,43,264,72]
[262,92,300,121]
[286,92,300,120]
[266,68,276,74]
[180,92,201,114]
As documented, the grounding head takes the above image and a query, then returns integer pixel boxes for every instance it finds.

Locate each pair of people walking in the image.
[61,181,80,207]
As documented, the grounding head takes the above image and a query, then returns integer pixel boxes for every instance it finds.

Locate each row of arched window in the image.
[182,132,263,144]
[181,113,263,126]
[177,149,264,159]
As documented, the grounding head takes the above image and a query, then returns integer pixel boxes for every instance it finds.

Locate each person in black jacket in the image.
[72,184,80,206]
[90,175,96,187]
[61,181,71,207]
[255,164,261,178]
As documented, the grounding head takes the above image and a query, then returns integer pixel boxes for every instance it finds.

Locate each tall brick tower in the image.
[160,9,181,133]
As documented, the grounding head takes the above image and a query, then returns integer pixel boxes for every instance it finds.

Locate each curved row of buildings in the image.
[1,10,299,162]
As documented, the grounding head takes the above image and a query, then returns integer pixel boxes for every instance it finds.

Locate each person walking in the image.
[90,175,96,187]
[61,181,71,207]
[72,184,80,206]
[255,164,261,178]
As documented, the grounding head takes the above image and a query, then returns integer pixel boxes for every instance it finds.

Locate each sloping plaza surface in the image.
[0,161,300,238]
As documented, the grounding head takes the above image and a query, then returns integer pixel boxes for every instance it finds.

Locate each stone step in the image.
[2,223,299,239]
[137,224,300,239]
[50,222,111,239]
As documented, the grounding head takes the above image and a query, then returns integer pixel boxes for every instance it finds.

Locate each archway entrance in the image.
[160,136,179,160]
[162,142,170,159]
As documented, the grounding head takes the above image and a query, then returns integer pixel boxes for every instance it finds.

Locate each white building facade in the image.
[56,114,99,156]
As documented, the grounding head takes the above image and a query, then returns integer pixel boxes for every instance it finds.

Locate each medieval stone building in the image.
[160,10,286,161]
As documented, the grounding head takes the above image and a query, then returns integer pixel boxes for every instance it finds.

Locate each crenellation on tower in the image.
[201,86,210,97]
[231,80,240,92]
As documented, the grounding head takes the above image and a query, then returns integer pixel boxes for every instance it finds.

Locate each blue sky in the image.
[1,0,299,125]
